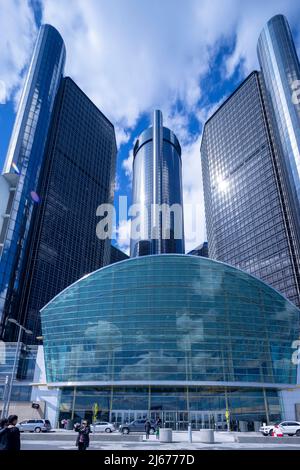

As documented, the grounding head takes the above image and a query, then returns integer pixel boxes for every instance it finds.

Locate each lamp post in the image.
[1,318,32,418]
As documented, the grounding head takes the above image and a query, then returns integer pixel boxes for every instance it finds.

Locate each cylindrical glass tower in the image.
[130,110,184,257]
[257,14,300,245]
[0,24,66,337]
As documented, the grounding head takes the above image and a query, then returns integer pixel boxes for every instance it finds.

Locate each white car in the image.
[92,421,115,433]
[17,419,51,433]
[259,421,300,436]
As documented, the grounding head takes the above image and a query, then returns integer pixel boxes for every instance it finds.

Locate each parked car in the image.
[119,419,156,434]
[17,419,51,433]
[92,421,115,433]
[259,423,275,436]
[259,421,300,436]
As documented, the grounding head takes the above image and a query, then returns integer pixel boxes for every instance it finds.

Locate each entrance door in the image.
[110,411,123,426]
[164,411,177,429]
[135,410,148,420]
[110,409,226,430]
[178,412,189,430]
[189,411,226,429]
[110,410,148,426]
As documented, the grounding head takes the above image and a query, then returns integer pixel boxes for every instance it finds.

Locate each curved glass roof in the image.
[41,254,299,386]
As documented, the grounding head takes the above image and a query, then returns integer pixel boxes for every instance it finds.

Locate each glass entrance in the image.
[108,409,227,430]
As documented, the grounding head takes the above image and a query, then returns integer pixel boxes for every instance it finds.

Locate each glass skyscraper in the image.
[130,110,184,257]
[15,77,117,341]
[258,15,300,254]
[188,241,209,258]
[109,245,129,265]
[201,71,300,308]
[0,25,66,337]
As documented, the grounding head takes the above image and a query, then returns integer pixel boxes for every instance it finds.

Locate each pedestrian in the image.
[6,415,21,451]
[75,420,91,451]
[0,418,8,451]
[61,418,67,429]
[145,419,151,440]
[155,417,162,440]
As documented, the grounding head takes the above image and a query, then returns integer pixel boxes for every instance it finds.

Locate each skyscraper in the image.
[130,110,184,257]
[258,15,300,252]
[201,71,300,308]
[109,245,129,265]
[15,77,117,340]
[0,25,66,337]
[188,241,208,258]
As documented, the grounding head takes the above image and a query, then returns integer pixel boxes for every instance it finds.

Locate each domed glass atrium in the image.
[41,254,299,430]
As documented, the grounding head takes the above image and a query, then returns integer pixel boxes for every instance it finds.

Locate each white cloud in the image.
[40,0,238,129]
[115,218,131,255]
[115,126,131,149]
[223,1,300,78]
[122,151,134,182]
[3,0,300,251]
[4,0,300,125]
[181,136,206,252]
[163,111,191,146]
[0,0,37,105]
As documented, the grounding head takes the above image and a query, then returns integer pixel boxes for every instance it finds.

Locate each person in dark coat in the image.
[75,420,91,450]
[145,419,151,440]
[155,417,162,439]
[0,418,8,451]
[6,415,21,451]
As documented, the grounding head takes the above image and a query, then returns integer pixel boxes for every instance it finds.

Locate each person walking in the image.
[0,418,8,451]
[155,417,162,440]
[6,415,21,451]
[145,419,151,440]
[61,418,67,429]
[75,420,91,451]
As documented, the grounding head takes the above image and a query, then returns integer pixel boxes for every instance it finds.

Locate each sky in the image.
[1,0,300,254]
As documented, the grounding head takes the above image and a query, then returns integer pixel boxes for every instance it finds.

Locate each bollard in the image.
[159,428,173,443]
[199,429,214,443]
[188,423,192,443]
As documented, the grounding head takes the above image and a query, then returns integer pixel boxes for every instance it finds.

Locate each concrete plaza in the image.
[19,431,300,450]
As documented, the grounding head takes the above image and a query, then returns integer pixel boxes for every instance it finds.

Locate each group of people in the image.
[0,414,163,451]
[145,417,162,440]
[0,415,21,451]
[73,416,163,451]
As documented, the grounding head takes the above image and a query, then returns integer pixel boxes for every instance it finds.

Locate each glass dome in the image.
[41,254,299,386]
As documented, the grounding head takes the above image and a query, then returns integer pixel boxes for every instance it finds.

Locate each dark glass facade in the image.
[258,15,300,256]
[109,245,129,265]
[201,71,300,308]
[188,242,209,258]
[0,25,66,337]
[41,255,299,427]
[130,110,184,256]
[15,77,117,341]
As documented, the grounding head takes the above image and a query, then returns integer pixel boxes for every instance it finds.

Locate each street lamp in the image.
[1,319,32,418]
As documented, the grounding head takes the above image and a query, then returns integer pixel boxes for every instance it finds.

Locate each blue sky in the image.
[1,0,300,253]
